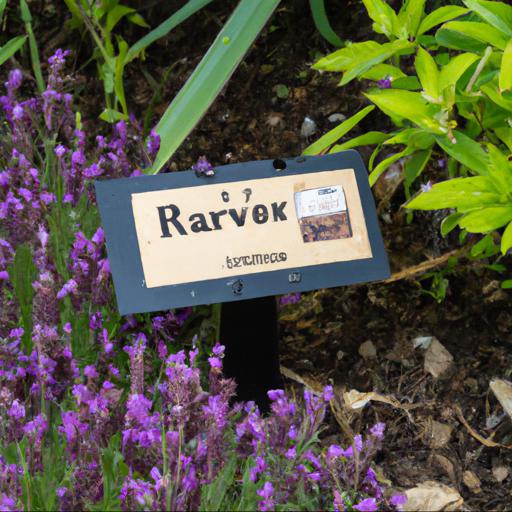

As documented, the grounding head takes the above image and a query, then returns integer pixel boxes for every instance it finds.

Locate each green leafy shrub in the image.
[308,0,512,265]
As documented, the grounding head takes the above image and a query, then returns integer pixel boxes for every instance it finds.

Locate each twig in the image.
[382,249,460,284]
[455,404,512,450]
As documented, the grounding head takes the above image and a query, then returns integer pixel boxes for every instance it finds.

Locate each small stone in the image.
[359,340,377,359]
[265,113,284,128]
[412,336,434,350]
[492,464,509,483]
[328,113,346,123]
[300,116,317,138]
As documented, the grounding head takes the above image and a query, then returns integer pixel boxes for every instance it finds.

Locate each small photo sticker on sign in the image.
[294,185,352,243]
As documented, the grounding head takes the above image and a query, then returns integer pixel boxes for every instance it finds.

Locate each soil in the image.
[11,0,512,509]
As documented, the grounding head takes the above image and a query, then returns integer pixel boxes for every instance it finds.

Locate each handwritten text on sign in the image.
[131,169,372,288]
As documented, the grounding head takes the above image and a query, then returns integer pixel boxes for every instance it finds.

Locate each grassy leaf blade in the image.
[329,131,389,152]
[0,35,27,67]
[309,0,343,47]
[150,0,280,174]
[303,105,374,155]
[7,244,37,351]
[126,0,215,63]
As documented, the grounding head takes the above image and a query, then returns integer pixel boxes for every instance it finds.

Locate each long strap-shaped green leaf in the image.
[126,0,216,64]
[309,0,343,47]
[0,36,27,67]
[149,0,280,174]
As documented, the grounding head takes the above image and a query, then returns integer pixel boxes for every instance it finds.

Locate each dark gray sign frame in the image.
[95,151,390,315]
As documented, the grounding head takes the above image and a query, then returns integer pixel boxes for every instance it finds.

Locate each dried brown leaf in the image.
[490,378,512,421]
[424,338,453,378]
[403,481,464,511]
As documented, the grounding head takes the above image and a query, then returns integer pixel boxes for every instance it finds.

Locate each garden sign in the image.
[95,151,389,314]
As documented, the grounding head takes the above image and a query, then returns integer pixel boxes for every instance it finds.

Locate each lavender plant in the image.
[0,52,406,511]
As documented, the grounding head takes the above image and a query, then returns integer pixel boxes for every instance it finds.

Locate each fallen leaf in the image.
[344,389,401,410]
[463,470,481,494]
[432,454,457,484]
[359,340,377,359]
[426,420,453,449]
[424,338,453,378]
[280,365,324,394]
[490,378,512,421]
[296,318,316,330]
[403,481,463,511]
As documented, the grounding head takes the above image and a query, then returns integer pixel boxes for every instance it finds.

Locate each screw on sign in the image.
[95,152,389,409]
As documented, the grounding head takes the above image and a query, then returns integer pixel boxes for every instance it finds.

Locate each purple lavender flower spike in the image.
[354,498,377,512]
[391,494,407,510]
[56,278,78,299]
[7,400,25,420]
[6,69,23,93]
[192,156,215,176]
[257,481,274,511]
[279,292,301,306]
[370,422,385,440]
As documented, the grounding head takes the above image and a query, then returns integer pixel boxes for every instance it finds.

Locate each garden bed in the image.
[1,0,511,510]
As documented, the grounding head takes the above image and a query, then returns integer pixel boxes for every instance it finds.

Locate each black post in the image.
[220,296,283,412]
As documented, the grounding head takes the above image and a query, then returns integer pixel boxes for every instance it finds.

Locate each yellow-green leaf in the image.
[303,106,375,155]
[501,221,512,254]
[415,46,439,101]
[441,21,508,50]
[417,5,468,35]
[329,131,389,153]
[441,212,463,236]
[435,132,489,175]
[369,147,412,187]
[463,0,512,37]
[360,64,405,81]
[365,89,443,133]
[339,40,414,86]
[313,41,381,71]
[499,39,512,92]
[459,206,512,232]
[362,0,398,38]
[398,0,425,38]
[439,53,478,91]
